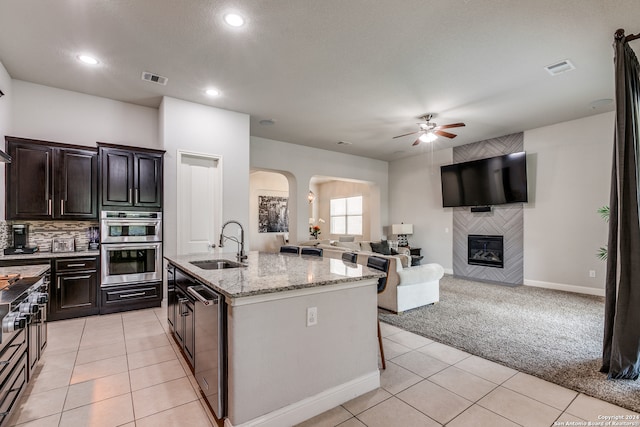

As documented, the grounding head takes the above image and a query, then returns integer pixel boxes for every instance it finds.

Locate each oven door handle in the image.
[104,221,160,227]
[101,243,161,251]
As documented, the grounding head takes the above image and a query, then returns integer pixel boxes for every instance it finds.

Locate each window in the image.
[330,196,363,235]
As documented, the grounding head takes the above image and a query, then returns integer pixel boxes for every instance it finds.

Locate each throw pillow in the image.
[338,235,355,242]
[371,240,392,255]
[336,241,360,251]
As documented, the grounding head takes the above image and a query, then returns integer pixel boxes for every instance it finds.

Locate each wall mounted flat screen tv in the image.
[440,151,528,207]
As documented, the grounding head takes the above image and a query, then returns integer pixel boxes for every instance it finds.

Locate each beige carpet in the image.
[378,275,640,413]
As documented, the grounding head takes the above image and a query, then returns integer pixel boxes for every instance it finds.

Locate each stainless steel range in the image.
[0,275,49,427]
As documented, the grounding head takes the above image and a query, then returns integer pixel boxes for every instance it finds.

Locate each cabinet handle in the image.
[61,200,64,215]
[120,292,145,298]
[48,199,52,215]
[128,188,132,203]
[135,188,139,204]
[65,264,86,268]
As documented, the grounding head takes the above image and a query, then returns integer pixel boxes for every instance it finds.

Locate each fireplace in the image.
[468,235,504,268]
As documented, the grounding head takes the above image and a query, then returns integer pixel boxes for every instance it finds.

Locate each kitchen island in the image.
[165,251,384,427]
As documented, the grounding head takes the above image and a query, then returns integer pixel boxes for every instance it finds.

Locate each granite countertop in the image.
[165,251,384,300]
[0,250,100,261]
[0,264,50,278]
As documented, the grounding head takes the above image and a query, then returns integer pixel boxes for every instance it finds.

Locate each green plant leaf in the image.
[597,205,610,222]
[597,246,608,261]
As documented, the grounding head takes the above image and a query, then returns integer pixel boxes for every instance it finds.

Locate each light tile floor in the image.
[297,322,640,427]
[8,307,217,427]
[7,310,639,427]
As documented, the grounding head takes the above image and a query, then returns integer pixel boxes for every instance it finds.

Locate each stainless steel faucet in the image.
[219,220,247,261]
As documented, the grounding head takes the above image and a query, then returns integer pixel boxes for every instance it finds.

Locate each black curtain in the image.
[601,30,640,380]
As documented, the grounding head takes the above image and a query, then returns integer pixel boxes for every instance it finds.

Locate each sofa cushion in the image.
[335,241,361,251]
[360,241,373,252]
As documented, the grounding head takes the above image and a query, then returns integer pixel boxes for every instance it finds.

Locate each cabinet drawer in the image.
[0,330,26,388]
[102,283,161,304]
[0,354,27,426]
[55,258,97,272]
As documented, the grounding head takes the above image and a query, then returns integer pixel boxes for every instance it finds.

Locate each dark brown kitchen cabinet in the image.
[98,143,164,210]
[5,137,98,220]
[50,256,100,321]
[6,139,52,219]
[55,148,98,219]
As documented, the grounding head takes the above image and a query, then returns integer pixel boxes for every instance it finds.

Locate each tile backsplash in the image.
[1,221,99,252]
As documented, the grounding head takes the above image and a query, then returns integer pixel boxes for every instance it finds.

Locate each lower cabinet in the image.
[100,282,162,314]
[50,256,99,321]
[168,265,195,368]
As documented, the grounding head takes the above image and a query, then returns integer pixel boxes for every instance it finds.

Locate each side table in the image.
[409,247,423,266]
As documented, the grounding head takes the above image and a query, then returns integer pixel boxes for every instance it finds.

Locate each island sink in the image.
[190,259,246,270]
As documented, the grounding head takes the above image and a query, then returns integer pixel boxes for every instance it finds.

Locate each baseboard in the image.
[523,279,605,296]
[444,268,454,275]
[224,370,380,427]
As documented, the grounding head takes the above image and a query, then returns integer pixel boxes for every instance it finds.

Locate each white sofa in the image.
[313,240,445,313]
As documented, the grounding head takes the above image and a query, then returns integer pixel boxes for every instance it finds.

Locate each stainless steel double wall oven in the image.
[100,211,162,289]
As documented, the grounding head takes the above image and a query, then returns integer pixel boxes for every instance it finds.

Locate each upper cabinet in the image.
[98,143,164,210]
[6,137,98,220]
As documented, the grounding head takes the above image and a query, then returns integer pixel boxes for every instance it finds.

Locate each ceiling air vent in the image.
[141,71,168,86]
[544,59,576,76]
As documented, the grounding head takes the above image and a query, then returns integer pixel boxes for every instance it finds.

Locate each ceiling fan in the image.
[392,114,465,146]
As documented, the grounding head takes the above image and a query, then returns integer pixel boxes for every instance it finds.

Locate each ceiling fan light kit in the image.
[392,114,465,146]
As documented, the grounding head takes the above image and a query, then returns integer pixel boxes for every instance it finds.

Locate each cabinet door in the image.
[183,301,195,366]
[134,153,162,208]
[101,148,134,207]
[54,271,98,317]
[6,142,53,219]
[55,148,98,219]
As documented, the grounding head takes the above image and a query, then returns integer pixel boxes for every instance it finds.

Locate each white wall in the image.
[389,148,454,272]
[160,97,250,257]
[249,170,289,252]
[251,137,389,244]
[388,112,614,293]
[523,112,613,293]
[11,80,158,149]
[0,62,12,220]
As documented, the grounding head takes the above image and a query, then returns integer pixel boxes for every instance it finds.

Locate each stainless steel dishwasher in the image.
[187,284,225,418]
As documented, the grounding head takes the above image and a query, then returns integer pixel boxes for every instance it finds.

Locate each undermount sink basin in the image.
[190,259,246,270]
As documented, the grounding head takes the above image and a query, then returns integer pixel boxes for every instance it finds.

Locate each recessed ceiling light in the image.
[206,88,221,96]
[77,54,99,65]
[259,119,275,126]
[337,141,352,145]
[224,13,245,27]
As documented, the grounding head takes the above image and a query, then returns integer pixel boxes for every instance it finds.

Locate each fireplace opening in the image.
[468,235,504,268]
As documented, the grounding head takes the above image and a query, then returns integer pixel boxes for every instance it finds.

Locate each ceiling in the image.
[0,1,638,161]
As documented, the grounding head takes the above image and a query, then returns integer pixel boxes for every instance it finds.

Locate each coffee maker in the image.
[4,224,39,255]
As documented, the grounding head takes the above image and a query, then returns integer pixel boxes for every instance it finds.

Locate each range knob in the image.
[19,301,39,315]
[28,292,48,305]
[2,313,27,333]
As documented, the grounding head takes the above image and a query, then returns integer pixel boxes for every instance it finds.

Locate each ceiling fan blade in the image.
[392,131,418,139]
[434,130,457,139]
[412,138,421,146]
[434,123,465,130]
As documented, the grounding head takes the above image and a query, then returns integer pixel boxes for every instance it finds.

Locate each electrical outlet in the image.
[589,270,596,278]
[306,307,318,327]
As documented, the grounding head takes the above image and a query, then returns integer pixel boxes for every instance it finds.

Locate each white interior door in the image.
[177,151,222,255]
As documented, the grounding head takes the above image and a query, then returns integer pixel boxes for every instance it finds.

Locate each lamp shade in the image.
[391,223,413,235]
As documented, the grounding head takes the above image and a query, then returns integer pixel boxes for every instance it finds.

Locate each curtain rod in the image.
[615,28,640,43]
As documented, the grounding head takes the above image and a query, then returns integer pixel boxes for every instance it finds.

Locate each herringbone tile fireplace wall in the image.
[452,133,524,285]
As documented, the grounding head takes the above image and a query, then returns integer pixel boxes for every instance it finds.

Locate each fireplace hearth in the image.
[468,235,504,268]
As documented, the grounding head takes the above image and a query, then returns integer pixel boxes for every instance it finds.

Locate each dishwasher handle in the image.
[187,285,219,306]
